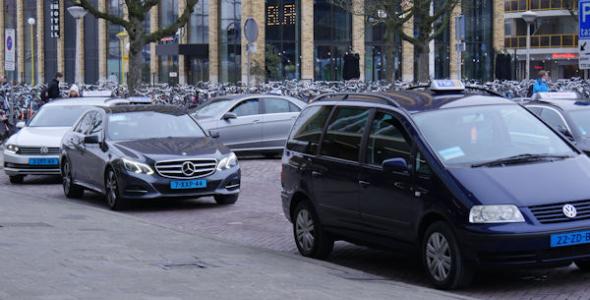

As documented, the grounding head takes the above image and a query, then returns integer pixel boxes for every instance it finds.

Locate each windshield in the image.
[413,105,576,166]
[29,106,90,127]
[107,111,205,141]
[193,99,233,118]
[568,110,590,137]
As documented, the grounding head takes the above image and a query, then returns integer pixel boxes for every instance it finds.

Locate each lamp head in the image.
[522,10,538,24]
[67,6,88,19]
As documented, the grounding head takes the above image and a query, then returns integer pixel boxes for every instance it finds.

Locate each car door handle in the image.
[311,171,323,177]
[358,180,371,187]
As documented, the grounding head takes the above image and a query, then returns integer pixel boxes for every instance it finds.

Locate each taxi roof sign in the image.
[430,80,465,92]
[533,92,580,100]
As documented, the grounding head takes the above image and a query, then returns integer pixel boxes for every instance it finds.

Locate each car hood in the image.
[7,127,70,147]
[112,137,228,161]
[448,155,590,207]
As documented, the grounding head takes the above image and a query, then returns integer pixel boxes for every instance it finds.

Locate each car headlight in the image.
[5,144,19,153]
[469,205,525,223]
[122,158,154,175]
[217,152,238,171]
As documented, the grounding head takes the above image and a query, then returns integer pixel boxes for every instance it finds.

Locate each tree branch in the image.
[71,0,129,27]
[144,0,199,43]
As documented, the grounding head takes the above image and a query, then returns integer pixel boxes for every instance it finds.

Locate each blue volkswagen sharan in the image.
[280,81,590,289]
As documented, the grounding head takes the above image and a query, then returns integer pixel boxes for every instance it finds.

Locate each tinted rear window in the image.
[286,106,333,154]
[320,106,370,161]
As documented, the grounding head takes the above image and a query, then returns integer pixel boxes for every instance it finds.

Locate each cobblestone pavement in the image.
[3,158,590,299]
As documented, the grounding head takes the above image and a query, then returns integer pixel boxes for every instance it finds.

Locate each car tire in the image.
[422,221,474,290]
[9,175,24,184]
[575,259,590,271]
[292,201,334,259]
[214,194,239,205]
[105,168,127,211]
[62,160,84,198]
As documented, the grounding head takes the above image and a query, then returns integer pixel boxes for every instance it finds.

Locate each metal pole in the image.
[526,23,531,81]
[30,24,35,86]
[457,43,462,80]
[75,18,82,84]
[247,42,251,89]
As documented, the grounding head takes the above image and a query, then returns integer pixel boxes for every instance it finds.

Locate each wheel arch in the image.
[289,191,314,221]
[417,212,451,242]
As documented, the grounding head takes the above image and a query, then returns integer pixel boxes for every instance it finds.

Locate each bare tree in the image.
[71,0,198,94]
[333,0,460,82]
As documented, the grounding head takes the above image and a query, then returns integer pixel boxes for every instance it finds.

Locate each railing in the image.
[505,0,572,12]
[504,33,578,48]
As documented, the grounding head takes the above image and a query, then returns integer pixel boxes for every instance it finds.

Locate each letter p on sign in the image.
[584,2,590,23]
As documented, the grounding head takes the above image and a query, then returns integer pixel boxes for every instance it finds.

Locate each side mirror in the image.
[222,112,238,120]
[209,130,220,139]
[16,121,25,129]
[83,135,100,144]
[382,158,409,174]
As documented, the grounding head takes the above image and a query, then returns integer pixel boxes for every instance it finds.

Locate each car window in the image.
[414,105,575,166]
[366,111,412,166]
[88,112,104,135]
[263,98,292,114]
[231,99,259,117]
[289,102,301,112]
[320,106,370,162]
[286,105,332,155]
[415,151,433,177]
[540,108,567,130]
[76,112,96,134]
[74,112,91,133]
[527,106,543,116]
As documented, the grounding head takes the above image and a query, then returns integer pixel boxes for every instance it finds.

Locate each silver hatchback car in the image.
[192,95,306,153]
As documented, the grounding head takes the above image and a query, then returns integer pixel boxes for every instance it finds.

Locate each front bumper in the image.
[3,150,61,176]
[116,166,241,200]
[459,224,590,268]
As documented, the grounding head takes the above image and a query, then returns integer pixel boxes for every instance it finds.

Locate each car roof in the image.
[101,104,187,115]
[44,97,129,107]
[525,99,590,111]
[311,91,513,114]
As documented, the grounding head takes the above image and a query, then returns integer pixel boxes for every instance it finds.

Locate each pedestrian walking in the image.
[45,72,63,100]
[532,70,550,94]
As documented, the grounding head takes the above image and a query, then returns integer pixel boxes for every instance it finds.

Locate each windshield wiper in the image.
[471,153,572,168]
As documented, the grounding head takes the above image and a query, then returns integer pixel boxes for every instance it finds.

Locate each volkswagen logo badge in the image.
[40,146,49,154]
[563,204,577,219]
[181,161,195,177]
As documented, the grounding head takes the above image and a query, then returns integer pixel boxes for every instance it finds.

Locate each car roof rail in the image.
[310,92,400,108]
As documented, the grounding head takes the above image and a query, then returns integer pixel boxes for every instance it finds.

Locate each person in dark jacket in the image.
[46,72,63,100]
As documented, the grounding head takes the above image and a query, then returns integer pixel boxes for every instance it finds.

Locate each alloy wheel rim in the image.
[295,209,315,253]
[63,162,71,192]
[106,171,117,207]
[426,232,452,282]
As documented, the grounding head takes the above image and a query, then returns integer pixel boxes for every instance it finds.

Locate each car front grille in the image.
[154,158,217,179]
[529,199,590,224]
[17,147,60,155]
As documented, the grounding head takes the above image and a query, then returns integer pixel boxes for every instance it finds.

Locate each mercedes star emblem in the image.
[562,204,577,219]
[181,161,196,177]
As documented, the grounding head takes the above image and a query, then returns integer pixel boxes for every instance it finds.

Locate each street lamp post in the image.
[522,10,537,81]
[27,18,35,86]
[67,5,88,85]
[116,31,128,85]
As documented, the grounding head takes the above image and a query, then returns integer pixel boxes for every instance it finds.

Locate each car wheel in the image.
[575,259,590,271]
[105,168,127,210]
[214,194,238,205]
[9,175,24,184]
[292,201,334,259]
[422,221,473,290]
[62,160,84,198]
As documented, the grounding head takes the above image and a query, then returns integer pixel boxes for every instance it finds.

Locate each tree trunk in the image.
[384,28,395,82]
[415,42,430,83]
[127,17,145,96]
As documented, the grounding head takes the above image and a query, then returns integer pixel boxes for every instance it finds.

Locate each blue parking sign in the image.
[580,0,590,39]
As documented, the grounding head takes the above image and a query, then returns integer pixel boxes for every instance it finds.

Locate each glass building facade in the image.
[365,22,402,81]
[314,0,352,81]
[159,0,179,84]
[463,0,494,81]
[187,0,209,83]
[265,0,300,80]
[219,0,241,83]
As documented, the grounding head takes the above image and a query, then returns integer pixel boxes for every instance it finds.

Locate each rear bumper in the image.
[459,226,590,268]
[3,151,61,176]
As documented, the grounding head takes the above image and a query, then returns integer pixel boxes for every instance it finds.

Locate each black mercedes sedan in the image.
[60,105,240,210]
